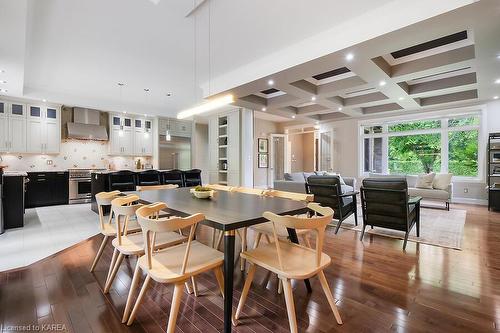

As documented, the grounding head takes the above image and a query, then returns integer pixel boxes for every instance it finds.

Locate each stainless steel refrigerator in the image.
[159,135,192,170]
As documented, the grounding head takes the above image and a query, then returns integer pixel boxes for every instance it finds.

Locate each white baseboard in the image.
[451,197,488,205]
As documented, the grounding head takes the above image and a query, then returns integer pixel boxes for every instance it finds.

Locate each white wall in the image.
[192,122,209,184]
[316,101,500,204]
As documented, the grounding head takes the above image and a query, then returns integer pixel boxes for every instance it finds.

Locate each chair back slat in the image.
[263,202,333,268]
[95,191,121,230]
[205,184,234,192]
[267,190,313,202]
[111,194,142,243]
[136,203,205,271]
[233,187,267,196]
[137,184,179,191]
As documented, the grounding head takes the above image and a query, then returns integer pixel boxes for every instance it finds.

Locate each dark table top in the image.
[136,187,308,231]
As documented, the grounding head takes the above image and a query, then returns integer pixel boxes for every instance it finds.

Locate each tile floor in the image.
[0,204,99,271]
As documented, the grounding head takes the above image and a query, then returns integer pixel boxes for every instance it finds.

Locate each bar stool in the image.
[183,169,202,187]
[103,194,187,293]
[162,169,184,187]
[123,203,225,331]
[90,191,141,272]
[136,170,161,186]
[108,170,137,191]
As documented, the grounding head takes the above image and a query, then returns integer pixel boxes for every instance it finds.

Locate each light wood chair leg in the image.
[105,247,119,282]
[122,263,142,323]
[281,277,298,333]
[252,233,262,249]
[89,235,108,272]
[211,228,217,248]
[191,276,198,297]
[166,282,184,333]
[214,266,224,298]
[240,228,247,271]
[318,271,343,325]
[301,234,312,248]
[185,281,193,294]
[215,231,223,250]
[278,279,283,294]
[127,275,151,325]
[233,264,256,325]
[264,234,272,244]
[104,252,124,293]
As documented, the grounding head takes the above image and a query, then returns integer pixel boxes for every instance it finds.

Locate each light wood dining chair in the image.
[90,191,140,272]
[233,203,342,332]
[123,203,225,332]
[252,190,314,249]
[205,184,234,192]
[103,195,187,293]
[136,184,179,191]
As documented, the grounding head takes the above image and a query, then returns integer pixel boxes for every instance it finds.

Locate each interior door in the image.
[269,134,286,185]
[320,131,333,172]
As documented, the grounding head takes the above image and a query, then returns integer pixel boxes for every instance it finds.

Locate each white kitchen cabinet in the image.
[133,118,153,156]
[109,114,134,155]
[0,101,26,153]
[26,105,60,154]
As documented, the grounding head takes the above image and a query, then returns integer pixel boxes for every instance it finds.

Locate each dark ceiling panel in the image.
[312,67,351,80]
[260,88,280,95]
[391,30,468,59]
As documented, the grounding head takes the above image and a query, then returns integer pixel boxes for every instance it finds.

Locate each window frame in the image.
[358,106,486,182]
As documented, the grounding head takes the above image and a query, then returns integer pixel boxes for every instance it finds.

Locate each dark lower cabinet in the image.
[3,175,26,229]
[26,172,69,208]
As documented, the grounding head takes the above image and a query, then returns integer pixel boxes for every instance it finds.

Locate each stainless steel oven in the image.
[68,169,104,204]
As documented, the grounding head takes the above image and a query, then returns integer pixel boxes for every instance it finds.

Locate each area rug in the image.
[334,207,466,250]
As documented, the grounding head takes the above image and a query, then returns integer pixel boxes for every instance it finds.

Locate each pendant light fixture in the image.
[143,88,151,139]
[165,118,172,141]
[177,0,233,120]
[118,83,125,137]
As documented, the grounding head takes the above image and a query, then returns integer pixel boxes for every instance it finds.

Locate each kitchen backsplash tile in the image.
[0,140,151,171]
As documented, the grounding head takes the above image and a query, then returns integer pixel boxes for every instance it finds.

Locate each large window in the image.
[360,113,482,179]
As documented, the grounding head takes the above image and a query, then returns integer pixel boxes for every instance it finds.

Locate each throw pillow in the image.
[433,173,452,190]
[324,172,346,185]
[415,172,436,189]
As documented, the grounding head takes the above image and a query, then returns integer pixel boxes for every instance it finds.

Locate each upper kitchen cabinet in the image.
[0,101,27,153]
[158,118,192,138]
[133,118,153,156]
[26,105,61,154]
[109,114,133,155]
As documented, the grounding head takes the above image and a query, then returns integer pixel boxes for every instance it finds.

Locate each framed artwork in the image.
[258,138,268,153]
[258,153,268,168]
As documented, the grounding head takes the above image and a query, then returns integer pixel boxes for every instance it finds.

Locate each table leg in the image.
[287,228,313,293]
[223,230,236,333]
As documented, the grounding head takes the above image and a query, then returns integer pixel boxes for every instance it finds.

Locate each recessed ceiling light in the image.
[497,55,500,60]
[42,99,47,102]
[345,53,354,61]
[314,125,320,130]
[379,80,387,87]
[0,80,6,84]
[123,111,127,114]
[495,78,500,84]
[268,79,274,86]
[311,96,316,101]
[261,107,267,111]
[291,115,296,119]
[166,92,172,97]
[337,107,343,111]
[0,70,4,73]
[398,97,405,101]
[494,96,499,100]
[144,88,150,92]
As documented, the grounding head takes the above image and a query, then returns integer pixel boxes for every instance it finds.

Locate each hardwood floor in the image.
[0,204,499,332]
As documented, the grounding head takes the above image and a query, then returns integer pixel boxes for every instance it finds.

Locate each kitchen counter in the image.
[3,171,28,177]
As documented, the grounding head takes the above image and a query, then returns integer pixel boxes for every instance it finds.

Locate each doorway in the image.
[269,134,286,183]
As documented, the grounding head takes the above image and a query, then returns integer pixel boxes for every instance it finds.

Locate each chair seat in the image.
[242,241,331,279]
[138,241,224,283]
[250,222,310,238]
[112,231,186,255]
[100,219,141,236]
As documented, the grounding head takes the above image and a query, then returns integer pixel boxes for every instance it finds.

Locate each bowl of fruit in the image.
[190,186,214,199]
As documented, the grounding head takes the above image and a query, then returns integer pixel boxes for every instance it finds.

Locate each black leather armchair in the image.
[162,169,184,187]
[306,175,358,234]
[360,177,421,250]
[137,170,161,186]
[183,169,202,187]
[108,170,136,192]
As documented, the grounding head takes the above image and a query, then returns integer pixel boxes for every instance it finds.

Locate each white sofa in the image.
[368,173,452,210]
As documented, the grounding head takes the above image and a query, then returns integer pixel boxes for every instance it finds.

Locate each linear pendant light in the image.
[177,94,233,119]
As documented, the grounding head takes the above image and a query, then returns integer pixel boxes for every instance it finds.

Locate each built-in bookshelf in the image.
[218,116,228,185]
[488,132,500,211]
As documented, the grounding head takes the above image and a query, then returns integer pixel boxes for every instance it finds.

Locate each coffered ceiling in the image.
[214,0,500,123]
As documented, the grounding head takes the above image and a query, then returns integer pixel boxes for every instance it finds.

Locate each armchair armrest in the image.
[343,177,357,189]
[408,196,422,205]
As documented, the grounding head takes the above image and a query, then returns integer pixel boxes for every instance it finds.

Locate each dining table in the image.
[136,187,310,333]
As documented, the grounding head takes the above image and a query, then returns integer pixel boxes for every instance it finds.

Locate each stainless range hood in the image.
[67,108,108,141]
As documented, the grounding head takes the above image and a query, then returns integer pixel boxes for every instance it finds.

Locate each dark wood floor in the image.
[1,204,499,333]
